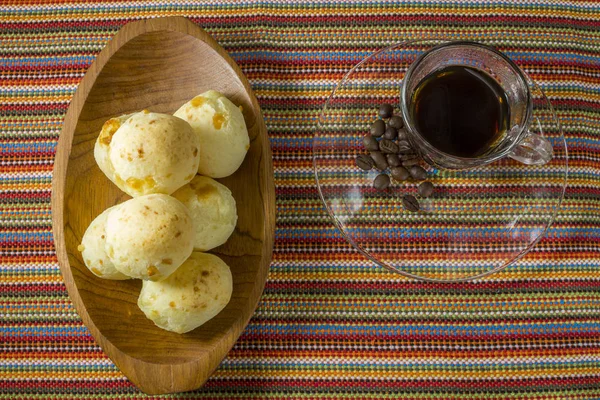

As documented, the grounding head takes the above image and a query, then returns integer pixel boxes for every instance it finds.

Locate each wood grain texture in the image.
[51,17,275,395]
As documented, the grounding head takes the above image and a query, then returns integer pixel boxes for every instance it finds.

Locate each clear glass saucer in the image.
[313,40,568,282]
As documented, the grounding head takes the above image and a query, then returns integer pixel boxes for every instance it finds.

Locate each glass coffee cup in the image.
[400,41,553,170]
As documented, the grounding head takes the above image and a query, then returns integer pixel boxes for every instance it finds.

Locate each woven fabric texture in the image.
[2,1,600,399]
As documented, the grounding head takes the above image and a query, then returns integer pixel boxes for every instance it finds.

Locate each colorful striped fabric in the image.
[2,1,600,399]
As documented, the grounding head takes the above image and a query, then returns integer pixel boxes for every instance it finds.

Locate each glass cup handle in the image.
[508,131,554,165]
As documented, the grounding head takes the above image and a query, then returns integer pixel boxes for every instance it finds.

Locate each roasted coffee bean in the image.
[379,139,399,154]
[397,146,413,155]
[373,173,391,190]
[370,120,386,137]
[401,153,419,166]
[402,158,420,167]
[409,165,428,181]
[391,166,410,181]
[386,153,401,167]
[402,194,420,212]
[370,151,389,170]
[396,128,408,141]
[355,154,374,171]
[400,152,418,160]
[362,135,379,151]
[418,181,434,198]
[379,103,394,119]
[396,140,413,154]
[389,115,404,129]
[383,126,398,140]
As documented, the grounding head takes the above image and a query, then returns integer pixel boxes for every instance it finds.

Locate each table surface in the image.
[2,1,600,399]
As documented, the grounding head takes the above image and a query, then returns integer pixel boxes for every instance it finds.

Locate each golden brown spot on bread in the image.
[169,301,176,308]
[127,155,133,162]
[201,270,209,277]
[137,147,144,158]
[98,259,104,265]
[144,205,150,210]
[91,267,102,276]
[193,286,200,293]
[213,113,226,130]
[214,295,219,300]
[162,258,173,265]
[145,176,156,188]
[101,235,105,239]
[195,183,218,200]
[245,144,250,151]
[108,247,114,258]
[193,147,198,157]
[127,177,144,191]
[175,231,181,238]
[184,174,194,181]
[166,173,172,178]
[190,96,205,107]
[149,120,156,125]
[147,265,158,277]
[126,176,156,192]
[85,259,91,265]
[142,109,150,114]
[77,244,85,252]
[99,118,121,146]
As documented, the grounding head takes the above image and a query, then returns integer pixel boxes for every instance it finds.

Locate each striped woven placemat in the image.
[2,1,600,399]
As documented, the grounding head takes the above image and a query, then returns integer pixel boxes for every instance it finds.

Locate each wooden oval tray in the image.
[51,17,275,394]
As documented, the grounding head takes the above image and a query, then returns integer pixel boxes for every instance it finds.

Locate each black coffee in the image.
[410,65,510,158]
